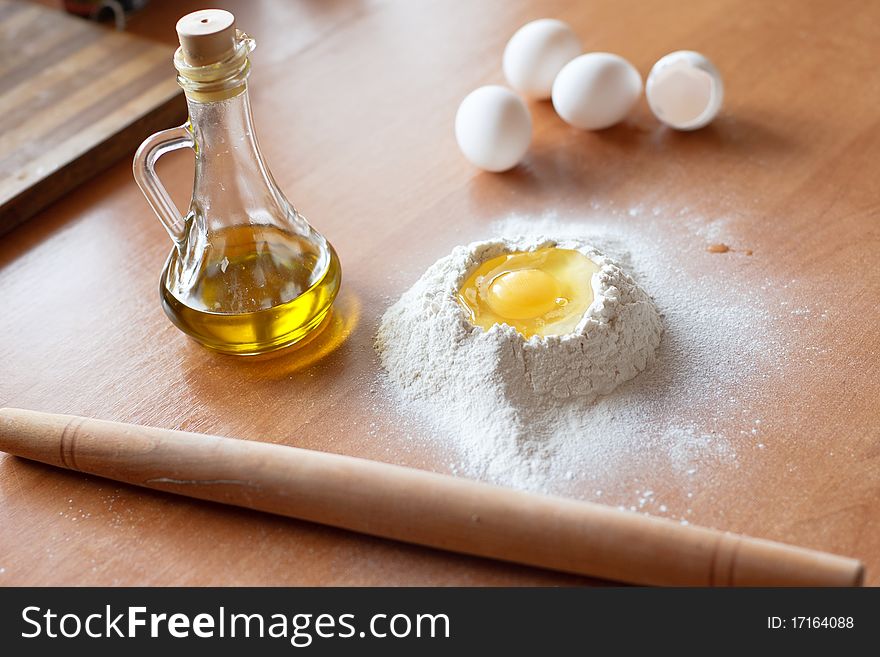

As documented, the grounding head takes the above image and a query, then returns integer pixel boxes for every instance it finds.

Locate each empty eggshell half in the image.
[646,50,723,130]
[551,52,642,130]
[503,18,582,100]
[455,85,532,172]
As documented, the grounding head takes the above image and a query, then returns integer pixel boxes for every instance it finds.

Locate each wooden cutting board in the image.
[0,0,185,235]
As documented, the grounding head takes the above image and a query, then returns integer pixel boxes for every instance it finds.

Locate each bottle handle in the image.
[132,124,195,243]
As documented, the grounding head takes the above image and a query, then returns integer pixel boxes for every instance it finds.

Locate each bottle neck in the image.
[185,83,291,236]
[173,33,302,244]
[188,84,264,178]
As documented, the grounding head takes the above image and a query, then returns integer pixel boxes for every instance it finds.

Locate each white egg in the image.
[455,85,532,172]
[646,50,723,130]
[502,18,581,100]
[551,53,642,130]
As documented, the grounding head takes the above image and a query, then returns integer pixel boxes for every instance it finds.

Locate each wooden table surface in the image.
[1,0,878,586]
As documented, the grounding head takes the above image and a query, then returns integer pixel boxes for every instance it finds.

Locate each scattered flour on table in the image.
[374,212,787,497]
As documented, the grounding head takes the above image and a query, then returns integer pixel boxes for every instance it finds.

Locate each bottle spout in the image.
[172,11,256,105]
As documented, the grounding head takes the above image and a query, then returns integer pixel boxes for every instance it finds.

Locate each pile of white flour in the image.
[367,209,805,519]
[376,231,662,484]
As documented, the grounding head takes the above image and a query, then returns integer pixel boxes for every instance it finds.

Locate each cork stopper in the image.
[176,9,237,66]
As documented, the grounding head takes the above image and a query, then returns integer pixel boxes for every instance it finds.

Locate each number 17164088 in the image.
[768,617,854,630]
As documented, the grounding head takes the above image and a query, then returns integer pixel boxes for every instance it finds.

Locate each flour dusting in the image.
[374,212,780,499]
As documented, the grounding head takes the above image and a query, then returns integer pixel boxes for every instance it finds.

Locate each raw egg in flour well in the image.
[457,247,600,338]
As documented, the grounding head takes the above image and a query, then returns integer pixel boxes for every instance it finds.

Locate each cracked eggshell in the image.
[646,50,723,130]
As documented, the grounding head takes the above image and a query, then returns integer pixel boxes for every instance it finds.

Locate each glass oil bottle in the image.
[133,9,340,355]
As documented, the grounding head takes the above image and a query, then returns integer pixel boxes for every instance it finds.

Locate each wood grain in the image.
[0,0,878,586]
[1,409,863,586]
[0,0,186,234]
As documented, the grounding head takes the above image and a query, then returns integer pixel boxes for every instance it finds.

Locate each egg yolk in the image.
[457,247,599,338]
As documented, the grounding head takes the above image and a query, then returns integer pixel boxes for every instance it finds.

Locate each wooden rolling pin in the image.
[0,408,864,586]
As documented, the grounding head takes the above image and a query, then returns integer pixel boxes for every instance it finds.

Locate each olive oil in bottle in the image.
[134,10,341,355]
[161,224,341,355]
